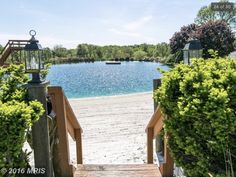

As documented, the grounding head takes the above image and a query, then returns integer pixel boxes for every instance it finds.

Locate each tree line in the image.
[44,43,171,64]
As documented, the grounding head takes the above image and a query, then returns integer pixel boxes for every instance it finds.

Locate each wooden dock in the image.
[105,61,121,65]
[75,164,162,177]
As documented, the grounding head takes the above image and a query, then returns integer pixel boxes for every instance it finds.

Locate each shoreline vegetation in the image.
[0,43,172,65]
[46,43,171,64]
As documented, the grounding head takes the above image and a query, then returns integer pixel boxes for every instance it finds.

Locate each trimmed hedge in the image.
[155,58,236,177]
[0,65,44,176]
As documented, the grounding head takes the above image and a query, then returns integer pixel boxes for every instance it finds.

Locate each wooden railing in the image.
[146,79,174,177]
[48,86,83,177]
[146,106,174,177]
[0,40,29,66]
[146,106,163,164]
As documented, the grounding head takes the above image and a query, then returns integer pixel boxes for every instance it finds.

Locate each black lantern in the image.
[24,30,44,83]
[183,39,202,65]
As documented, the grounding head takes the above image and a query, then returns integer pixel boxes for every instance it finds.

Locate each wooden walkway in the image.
[75,164,162,177]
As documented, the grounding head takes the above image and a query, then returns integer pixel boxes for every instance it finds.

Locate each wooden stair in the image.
[75,164,162,177]
[0,40,29,66]
[47,85,173,177]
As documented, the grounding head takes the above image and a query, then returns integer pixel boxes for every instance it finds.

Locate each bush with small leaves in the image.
[155,57,236,177]
[0,65,44,176]
[197,20,235,58]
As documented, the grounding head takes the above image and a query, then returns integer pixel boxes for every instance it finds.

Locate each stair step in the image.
[75,164,162,177]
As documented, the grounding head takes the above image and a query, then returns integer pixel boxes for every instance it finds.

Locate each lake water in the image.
[46,61,169,98]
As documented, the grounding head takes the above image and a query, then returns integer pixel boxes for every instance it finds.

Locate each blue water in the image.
[46,61,169,98]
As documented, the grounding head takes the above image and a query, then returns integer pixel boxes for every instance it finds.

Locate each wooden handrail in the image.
[146,106,163,138]
[0,40,29,54]
[0,40,29,66]
[146,106,174,177]
[48,86,83,177]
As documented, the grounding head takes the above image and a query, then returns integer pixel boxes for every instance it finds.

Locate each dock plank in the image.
[75,164,162,177]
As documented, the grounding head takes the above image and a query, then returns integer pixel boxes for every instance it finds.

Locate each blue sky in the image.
[0,0,215,48]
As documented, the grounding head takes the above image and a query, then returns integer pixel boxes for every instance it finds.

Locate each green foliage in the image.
[169,24,199,62]
[46,43,171,63]
[0,65,44,176]
[53,45,68,58]
[170,20,235,61]
[197,20,235,58]
[208,49,219,59]
[0,65,28,103]
[41,63,52,80]
[133,50,147,60]
[155,58,236,177]
[195,0,236,30]
[170,24,198,54]
[0,101,44,170]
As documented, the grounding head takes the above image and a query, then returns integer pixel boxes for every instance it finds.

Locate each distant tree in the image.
[195,0,236,30]
[46,43,171,62]
[169,24,198,62]
[146,45,156,58]
[154,43,171,58]
[43,47,52,62]
[170,21,235,61]
[0,44,3,52]
[102,46,113,60]
[139,43,149,53]
[197,20,235,58]
[53,45,67,58]
[67,49,77,58]
[76,44,89,58]
[133,50,147,60]
[123,46,133,59]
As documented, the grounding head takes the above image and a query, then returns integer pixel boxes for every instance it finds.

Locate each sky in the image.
[0,0,217,48]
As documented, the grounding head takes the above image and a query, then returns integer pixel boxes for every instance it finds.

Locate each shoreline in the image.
[68,91,153,101]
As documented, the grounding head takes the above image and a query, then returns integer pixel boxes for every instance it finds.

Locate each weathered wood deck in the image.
[75,164,162,177]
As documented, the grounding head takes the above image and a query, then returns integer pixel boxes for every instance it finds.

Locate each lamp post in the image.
[183,39,203,65]
[23,30,53,177]
[24,30,44,83]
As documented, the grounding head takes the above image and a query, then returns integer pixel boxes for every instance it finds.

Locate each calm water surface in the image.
[46,61,169,98]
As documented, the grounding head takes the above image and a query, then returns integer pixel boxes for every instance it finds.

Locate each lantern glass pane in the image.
[39,50,45,70]
[25,50,40,72]
[183,50,189,64]
[199,50,203,58]
[189,50,202,59]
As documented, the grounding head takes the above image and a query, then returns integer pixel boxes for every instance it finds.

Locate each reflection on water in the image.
[46,61,169,98]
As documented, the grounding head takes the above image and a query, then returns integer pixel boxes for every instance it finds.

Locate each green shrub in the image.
[0,65,28,102]
[0,101,44,169]
[0,65,44,176]
[155,58,236,177]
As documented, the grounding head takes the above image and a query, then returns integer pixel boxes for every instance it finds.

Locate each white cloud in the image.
[106,15,154,40]
[124,15,153,31]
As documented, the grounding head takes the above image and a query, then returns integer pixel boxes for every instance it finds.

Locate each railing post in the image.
[48,87,74,177]
[25,81,54,177]
[160,135,174,177]
[147,127,154,164]
[153,79,161,111]
[75,129,83,164]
